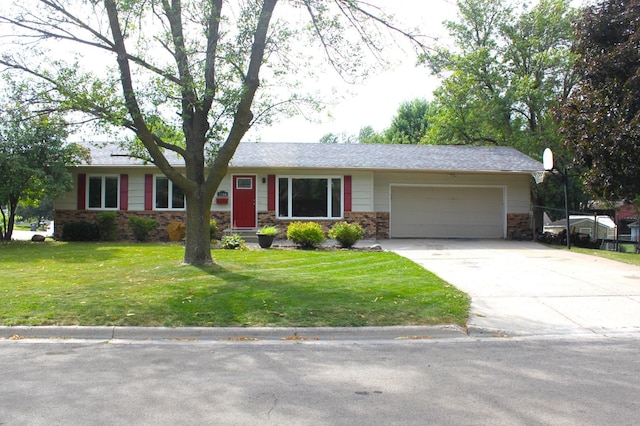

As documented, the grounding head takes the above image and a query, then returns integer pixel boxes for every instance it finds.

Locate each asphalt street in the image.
[1,336,639,425]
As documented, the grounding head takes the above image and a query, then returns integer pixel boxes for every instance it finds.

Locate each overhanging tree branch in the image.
[208,0,277,190]
[333,0,433,54]
[104,0,190,191]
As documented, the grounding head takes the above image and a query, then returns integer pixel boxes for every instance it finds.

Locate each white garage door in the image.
[390,186,505,238]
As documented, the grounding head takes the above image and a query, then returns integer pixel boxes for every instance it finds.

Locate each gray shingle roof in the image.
[79,142,183,167]
[230,143,543,173]
[81,142,543,173]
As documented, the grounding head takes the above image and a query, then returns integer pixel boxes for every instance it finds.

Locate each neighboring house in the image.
[629,221,639,242]
[53,142,543,241]
[544,215,617,240]
[615,202,639,240]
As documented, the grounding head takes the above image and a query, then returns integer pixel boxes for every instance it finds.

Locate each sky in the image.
[243,0,459,143]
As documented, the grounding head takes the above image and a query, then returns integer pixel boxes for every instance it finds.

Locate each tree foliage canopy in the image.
[321,98,437,145]
[384,99,436,144]
[0,94,87,240]
[558,0,640,201]
[422,0,579,159]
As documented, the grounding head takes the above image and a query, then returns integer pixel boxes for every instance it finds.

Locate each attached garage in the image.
[390,185,505,238]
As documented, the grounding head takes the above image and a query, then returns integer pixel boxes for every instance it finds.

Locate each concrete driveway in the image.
[383,239,640,337]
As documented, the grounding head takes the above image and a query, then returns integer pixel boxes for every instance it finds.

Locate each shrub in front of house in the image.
[166,221,186,242]
[286,221,325,249]
[62,221,99,242]
[128,216,158,242]
[220,233,245,250]
[96,212,118,241]
[209,219,219,241]
[328,221,364,248]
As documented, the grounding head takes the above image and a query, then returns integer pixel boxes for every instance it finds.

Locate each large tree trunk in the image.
[183,187,215,265]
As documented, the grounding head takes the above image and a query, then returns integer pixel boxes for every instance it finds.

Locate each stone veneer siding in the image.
[54,210,231,242]
[507,213,532,240]
[375,212,390,240]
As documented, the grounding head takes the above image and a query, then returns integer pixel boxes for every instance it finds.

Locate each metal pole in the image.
[564,167,571,250]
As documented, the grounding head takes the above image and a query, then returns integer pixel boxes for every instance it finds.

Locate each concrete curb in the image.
[0,325,469,341]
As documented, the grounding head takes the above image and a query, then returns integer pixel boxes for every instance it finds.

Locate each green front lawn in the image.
[0,242,469,327]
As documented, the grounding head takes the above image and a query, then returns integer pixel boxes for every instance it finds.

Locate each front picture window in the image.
[155,176,185,209]
[278,177,342,219]
[88,176,119,209]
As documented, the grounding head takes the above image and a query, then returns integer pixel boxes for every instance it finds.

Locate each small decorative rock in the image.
[31,234,46,242]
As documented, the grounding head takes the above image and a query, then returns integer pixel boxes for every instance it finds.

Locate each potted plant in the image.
[256,225,278,248]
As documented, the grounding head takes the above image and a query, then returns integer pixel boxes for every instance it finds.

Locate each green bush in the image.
[96,212,118,241]
[286,221,325,248]
[209,219,219,241]
[220,233,245,250]
[328,221,365,248]
[62,221,99,242]
[128,216,158,242]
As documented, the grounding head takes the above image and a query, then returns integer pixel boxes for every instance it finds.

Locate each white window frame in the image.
[277,175,343,220]
[87,175,119,210]
[154,175,186,211]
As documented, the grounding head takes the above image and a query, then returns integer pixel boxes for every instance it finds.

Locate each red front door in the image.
[232,175,256,228]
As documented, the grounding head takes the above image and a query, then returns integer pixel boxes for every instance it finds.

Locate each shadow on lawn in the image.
[156,252,471,328]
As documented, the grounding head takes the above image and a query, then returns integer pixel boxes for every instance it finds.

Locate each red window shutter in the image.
[144,174,153,210]
[77,173,86,210]
[344,175,352,212]
[120,174,129,210]
[267,175,276,211]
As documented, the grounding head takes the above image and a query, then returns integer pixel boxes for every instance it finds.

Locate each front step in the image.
[222,228,260,243]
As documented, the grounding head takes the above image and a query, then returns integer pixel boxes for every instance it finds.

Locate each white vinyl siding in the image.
[350,171,374,212]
